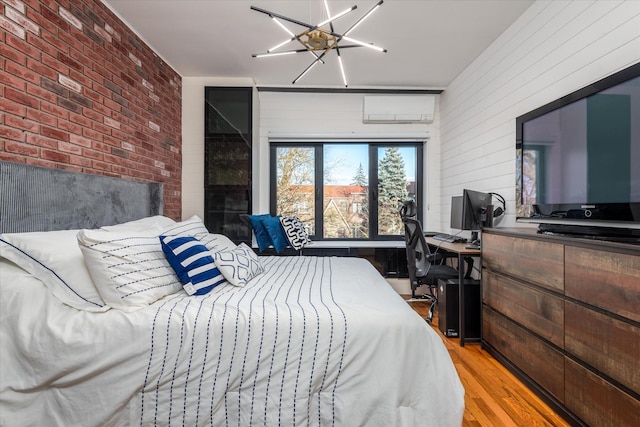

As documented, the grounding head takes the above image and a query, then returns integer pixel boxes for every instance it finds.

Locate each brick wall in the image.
[0,0,182,219]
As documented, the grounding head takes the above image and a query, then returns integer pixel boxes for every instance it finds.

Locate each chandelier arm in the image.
[343,0,384,37]
[336,49,348,87]
[323,0,332,19]
[341,36,386,52]
[292,61,319,85]
[253,45,364,57]
[267,36,296,53]
[307,49,326,63]
[252,48,319,58]
[322,0,349,69]
[253,5,356,39]
[321,2,353,87]
[264,33,324,64]
[315,6,357,28]
[269,18,309,53]
[323,0,338,42]
[270,17,296,37]
[292,50,331,84]
[325,44,362,50]
[323,3,347,62]
[251,49,319,59]
[251,6,316,30]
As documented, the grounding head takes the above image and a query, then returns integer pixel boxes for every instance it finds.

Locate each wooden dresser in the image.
[481,228,640,426]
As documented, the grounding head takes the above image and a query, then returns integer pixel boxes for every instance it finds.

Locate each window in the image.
[271,141,423,240]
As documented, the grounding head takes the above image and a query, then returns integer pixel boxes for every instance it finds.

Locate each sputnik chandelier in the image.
[251,0,386,86]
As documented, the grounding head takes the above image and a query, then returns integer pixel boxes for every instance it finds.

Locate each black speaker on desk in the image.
[437,278,481,339]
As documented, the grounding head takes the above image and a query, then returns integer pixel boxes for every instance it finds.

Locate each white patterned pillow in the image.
[160,235,227,295]
[78,229,183,311]
[280,216,311,250]
[213,243,264,287]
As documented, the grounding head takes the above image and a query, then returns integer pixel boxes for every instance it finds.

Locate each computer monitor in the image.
[450,189,494,242]
[450,195,464,230]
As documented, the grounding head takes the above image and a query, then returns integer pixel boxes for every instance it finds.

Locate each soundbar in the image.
[537,223,640,244]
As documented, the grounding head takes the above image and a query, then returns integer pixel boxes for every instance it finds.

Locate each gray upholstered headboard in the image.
[0,161,163,233]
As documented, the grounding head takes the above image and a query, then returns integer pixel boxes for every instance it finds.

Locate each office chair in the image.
[400,201,470,323]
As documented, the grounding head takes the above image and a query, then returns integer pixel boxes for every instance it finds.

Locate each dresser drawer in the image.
[482,233,564,292]
[483,307,564,402]
[483,271,564,347]
[565,245,640,323]
[565,301,640,395]
[482,229,640,426]
[565,357,640,427]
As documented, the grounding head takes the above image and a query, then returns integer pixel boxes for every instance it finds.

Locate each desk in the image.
[424,237,481,346]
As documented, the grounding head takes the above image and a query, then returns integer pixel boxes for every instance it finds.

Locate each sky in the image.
[324,144,417,185]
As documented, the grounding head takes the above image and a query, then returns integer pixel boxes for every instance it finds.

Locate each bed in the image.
[0,161,464,427]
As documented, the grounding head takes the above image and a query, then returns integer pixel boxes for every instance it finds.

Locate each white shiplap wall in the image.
[438,0,640,233]
[255,92,440,227]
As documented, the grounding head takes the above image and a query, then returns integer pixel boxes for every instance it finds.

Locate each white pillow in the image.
[0,230,108,312]
[76,216,212,311]
[161,215,210,238]
[213,243,264,287]
[100,215,176,233]
[199,233,237,254]
[78,229,182,311]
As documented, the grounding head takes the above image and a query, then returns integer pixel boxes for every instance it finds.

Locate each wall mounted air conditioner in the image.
[363,95,436,123]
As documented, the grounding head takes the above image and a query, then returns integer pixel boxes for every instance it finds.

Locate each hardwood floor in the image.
[406,299,569,427]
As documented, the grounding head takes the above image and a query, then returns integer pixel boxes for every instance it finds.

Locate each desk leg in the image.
[458,253,466,347]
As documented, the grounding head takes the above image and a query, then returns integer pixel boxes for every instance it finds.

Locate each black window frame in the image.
[270,141,424,241]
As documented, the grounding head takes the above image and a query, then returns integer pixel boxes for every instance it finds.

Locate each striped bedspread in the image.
[138,256,349,426]
[1,256,464,427]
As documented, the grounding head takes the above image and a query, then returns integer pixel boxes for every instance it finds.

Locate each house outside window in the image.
[270,141,423,240]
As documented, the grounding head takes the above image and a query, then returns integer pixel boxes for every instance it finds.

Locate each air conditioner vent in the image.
[363,95,435,123]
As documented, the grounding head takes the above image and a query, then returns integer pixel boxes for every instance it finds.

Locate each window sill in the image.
[303,240,405,248]
[250,240,405,250]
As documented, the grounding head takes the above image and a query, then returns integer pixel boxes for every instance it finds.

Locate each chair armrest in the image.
[427,252,456,263]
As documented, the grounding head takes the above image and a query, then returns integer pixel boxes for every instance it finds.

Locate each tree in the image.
[378,147,408,234]
[276,147,315,232]
[351,162,367,186]
[350,162,369,237]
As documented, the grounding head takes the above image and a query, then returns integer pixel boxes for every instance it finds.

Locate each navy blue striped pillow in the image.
[160,235,227,295]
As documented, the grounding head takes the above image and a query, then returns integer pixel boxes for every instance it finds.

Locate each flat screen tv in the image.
[516,62,640,242]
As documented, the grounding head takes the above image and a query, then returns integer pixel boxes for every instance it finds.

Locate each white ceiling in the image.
[102,0,534,89]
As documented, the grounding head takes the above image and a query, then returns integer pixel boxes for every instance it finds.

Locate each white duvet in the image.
[0,256,464,427]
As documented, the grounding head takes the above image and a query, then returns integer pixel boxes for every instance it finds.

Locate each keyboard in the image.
[432,233,466,243]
